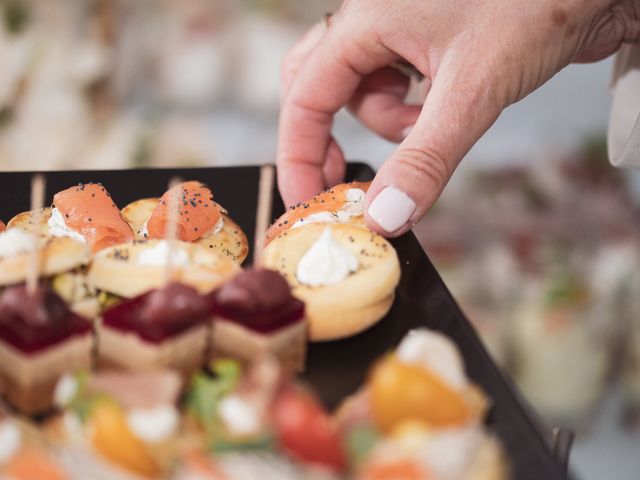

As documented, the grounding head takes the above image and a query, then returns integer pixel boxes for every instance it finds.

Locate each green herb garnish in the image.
[185,359,242,438]
[346,424,379,467]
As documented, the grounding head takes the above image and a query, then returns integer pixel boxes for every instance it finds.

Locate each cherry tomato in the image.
[369,355,469,432]
[272,386,347,472]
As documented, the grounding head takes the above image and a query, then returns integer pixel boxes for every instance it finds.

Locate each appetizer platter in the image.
[0,164,565,479]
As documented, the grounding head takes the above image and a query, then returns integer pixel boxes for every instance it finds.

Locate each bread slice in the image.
[262,223,400,341]
[122,198,249,264]
[87,239,239,298]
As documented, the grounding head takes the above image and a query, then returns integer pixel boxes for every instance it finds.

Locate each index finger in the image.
[276,24,396,206]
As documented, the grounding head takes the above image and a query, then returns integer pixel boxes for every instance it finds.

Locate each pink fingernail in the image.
[368,186,416,233]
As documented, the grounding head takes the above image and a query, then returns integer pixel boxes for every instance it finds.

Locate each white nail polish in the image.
[368,186,416,233]
[401,125,414,139]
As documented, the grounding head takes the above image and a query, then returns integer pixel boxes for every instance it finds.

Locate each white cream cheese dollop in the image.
[127,405,179,443]
[135,241,189,267]
[296,227,359,287]
[0,229,40,258]
[397,329,468,391]
[211,216,224,235]
[291,188,366,229]
[48,207,86,244]
[0,419,22,464]
[218,395,261,436]
[291,211,338,229]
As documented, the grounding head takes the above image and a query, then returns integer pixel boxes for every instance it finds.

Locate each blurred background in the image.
[1,1,639,478]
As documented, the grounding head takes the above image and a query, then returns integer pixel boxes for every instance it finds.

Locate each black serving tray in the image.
[0,163,564,479]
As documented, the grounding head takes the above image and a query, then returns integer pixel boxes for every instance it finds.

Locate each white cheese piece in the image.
[53,373,78,408]
[0,420,22,464]
[218,395,261,437]
[127,405,179,443]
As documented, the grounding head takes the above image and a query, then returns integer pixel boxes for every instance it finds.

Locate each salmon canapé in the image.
[52,183,134,253]
[146,181,222,243]
[265,181,371,244]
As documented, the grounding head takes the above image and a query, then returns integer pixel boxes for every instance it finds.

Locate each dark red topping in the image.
[210,268,304,333]
[103,282,210,343]
[0,284,90,355]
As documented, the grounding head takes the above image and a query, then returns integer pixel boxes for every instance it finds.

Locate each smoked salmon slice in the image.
[265,181,370,244]
[0,220,5,233]
[53,183,134,253]
[146,181,221,243]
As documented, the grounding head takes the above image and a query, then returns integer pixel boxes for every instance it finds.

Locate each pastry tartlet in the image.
[8,183,134,253]
[0,284,92,415]
[121,181,249,264]
[209,268,307,372]
[262,223,400,341]
[98,282,211,379]
[338,329,507,480]
[87,239,239,305]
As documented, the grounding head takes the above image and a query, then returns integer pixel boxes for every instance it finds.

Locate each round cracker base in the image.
[308,294,395,342]
[262,223,400,341]
[122,198,248,264]
[7,207,51,235]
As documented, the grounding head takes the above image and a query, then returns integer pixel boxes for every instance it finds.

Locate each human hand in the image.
[277,0,640,236]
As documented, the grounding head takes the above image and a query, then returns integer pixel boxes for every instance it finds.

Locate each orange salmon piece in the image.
[3,448,67,480]
[265,181,370,244]
[0,220,5,233]
[53,183,134,253]
[90,400,161,478]
[147,181,221,243]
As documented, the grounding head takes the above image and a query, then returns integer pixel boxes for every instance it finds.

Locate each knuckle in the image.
[395,147,451,188]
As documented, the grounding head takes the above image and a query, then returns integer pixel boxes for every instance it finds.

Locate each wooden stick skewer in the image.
[253,165,275,266]
[26,174,46,295]
[164,177,182,284]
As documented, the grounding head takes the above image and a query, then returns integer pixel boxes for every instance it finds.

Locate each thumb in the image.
[365,57,504,236]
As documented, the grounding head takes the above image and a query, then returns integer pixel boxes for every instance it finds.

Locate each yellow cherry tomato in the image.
[90,400,161,478]
[369,355,469,432]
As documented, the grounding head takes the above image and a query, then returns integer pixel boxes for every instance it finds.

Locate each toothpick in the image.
[164,177,182,283]
[253,165,275,266]
[26,174,46,295]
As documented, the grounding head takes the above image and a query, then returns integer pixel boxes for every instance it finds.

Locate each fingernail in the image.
[401,125,414,139]
[368,186,416,233]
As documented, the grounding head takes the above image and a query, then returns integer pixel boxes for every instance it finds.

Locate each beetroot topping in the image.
[0,284,90,354]
[211,268,304,333]
[103,282,210,343]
